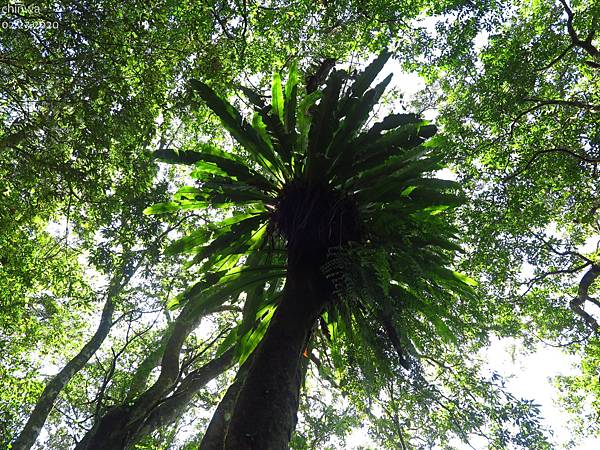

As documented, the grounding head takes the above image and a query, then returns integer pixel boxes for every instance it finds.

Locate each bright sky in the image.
[348,54,600,450]
[484,339,599,449]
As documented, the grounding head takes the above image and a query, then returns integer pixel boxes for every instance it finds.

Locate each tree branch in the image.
[570,264,600,333]
[199,353,254,450]
[522,97,600,110]
[538,43,574,71]
[132,347,237,443]
[504,148,600,181]
[558,0,599,58]
[76,300,231,449]
[11,248,138,450]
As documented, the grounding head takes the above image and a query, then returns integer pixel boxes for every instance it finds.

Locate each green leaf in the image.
[428,266,478,292]
[354,158,446,203]
[327,73,394,167]
[357,123,438,169]
[284,60,298,135]
[188,215,266,267]
[216,325,241,357]
[336,123,435,181]
[252,113,274,150]
[403,188,464,209]
[349,50,392,99]
[216,183,273,203]
[143,202,181,215]
[430,316,457,344]
[401,185,417,196]
[238,304,276,365]
[190,161,229,180]
[191,149,276,193]
[363,113,421,139]
[305,70,345,180]
[166,296,181,310]
[296,90,321,156]
[190,79,284,179]
[392,285,458,344]
[239,85,266,110]
[184,266,285,321]
[451,271,478,287]
[153,148,206,165]
[271,72,284,124]
[241,84,292,166]
[165,229,211,256]
[173,186,207,202]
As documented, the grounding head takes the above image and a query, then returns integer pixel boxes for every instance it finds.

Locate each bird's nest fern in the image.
[146,51,477,379]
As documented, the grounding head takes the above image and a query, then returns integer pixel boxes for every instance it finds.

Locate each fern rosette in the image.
[146,51,476,449]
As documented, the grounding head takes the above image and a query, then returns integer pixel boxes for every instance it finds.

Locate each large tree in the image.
[131,53,548,449]
[1,1,420,446]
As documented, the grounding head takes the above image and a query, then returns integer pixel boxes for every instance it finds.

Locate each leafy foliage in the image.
[398,0,600,439]
[3,0,599,448]
[146,52,548,447]
[151,52,461,367]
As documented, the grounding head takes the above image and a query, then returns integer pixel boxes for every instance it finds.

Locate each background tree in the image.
[395,0,600,441]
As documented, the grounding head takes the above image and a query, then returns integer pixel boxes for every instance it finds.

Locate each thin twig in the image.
[504,148,600,181]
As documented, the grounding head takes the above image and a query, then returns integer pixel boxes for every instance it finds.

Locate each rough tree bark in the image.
[199,354,253,449]
[222,257,332,450]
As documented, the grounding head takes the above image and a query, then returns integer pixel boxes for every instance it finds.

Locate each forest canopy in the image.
[1,0,599,449]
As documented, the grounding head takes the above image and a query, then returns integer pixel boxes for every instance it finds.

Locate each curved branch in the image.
[11,295,116,450]
[522,97,600,110]
[131,347,237,445]
[504,148,600,181]
[570,264,600,333]
[538,43,575,71]
[518,262,591,299]
[11,212,186,449]
[558,0,599,58]
[77,301,228,450]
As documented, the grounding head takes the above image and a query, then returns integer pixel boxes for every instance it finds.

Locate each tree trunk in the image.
[222,259,331,450]
[130,347,236,444]
[199,354,253,449]
[11,289,117,450]
[78,303,230,450]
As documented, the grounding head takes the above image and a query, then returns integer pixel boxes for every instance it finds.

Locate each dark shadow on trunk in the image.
[222,257,332,450]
